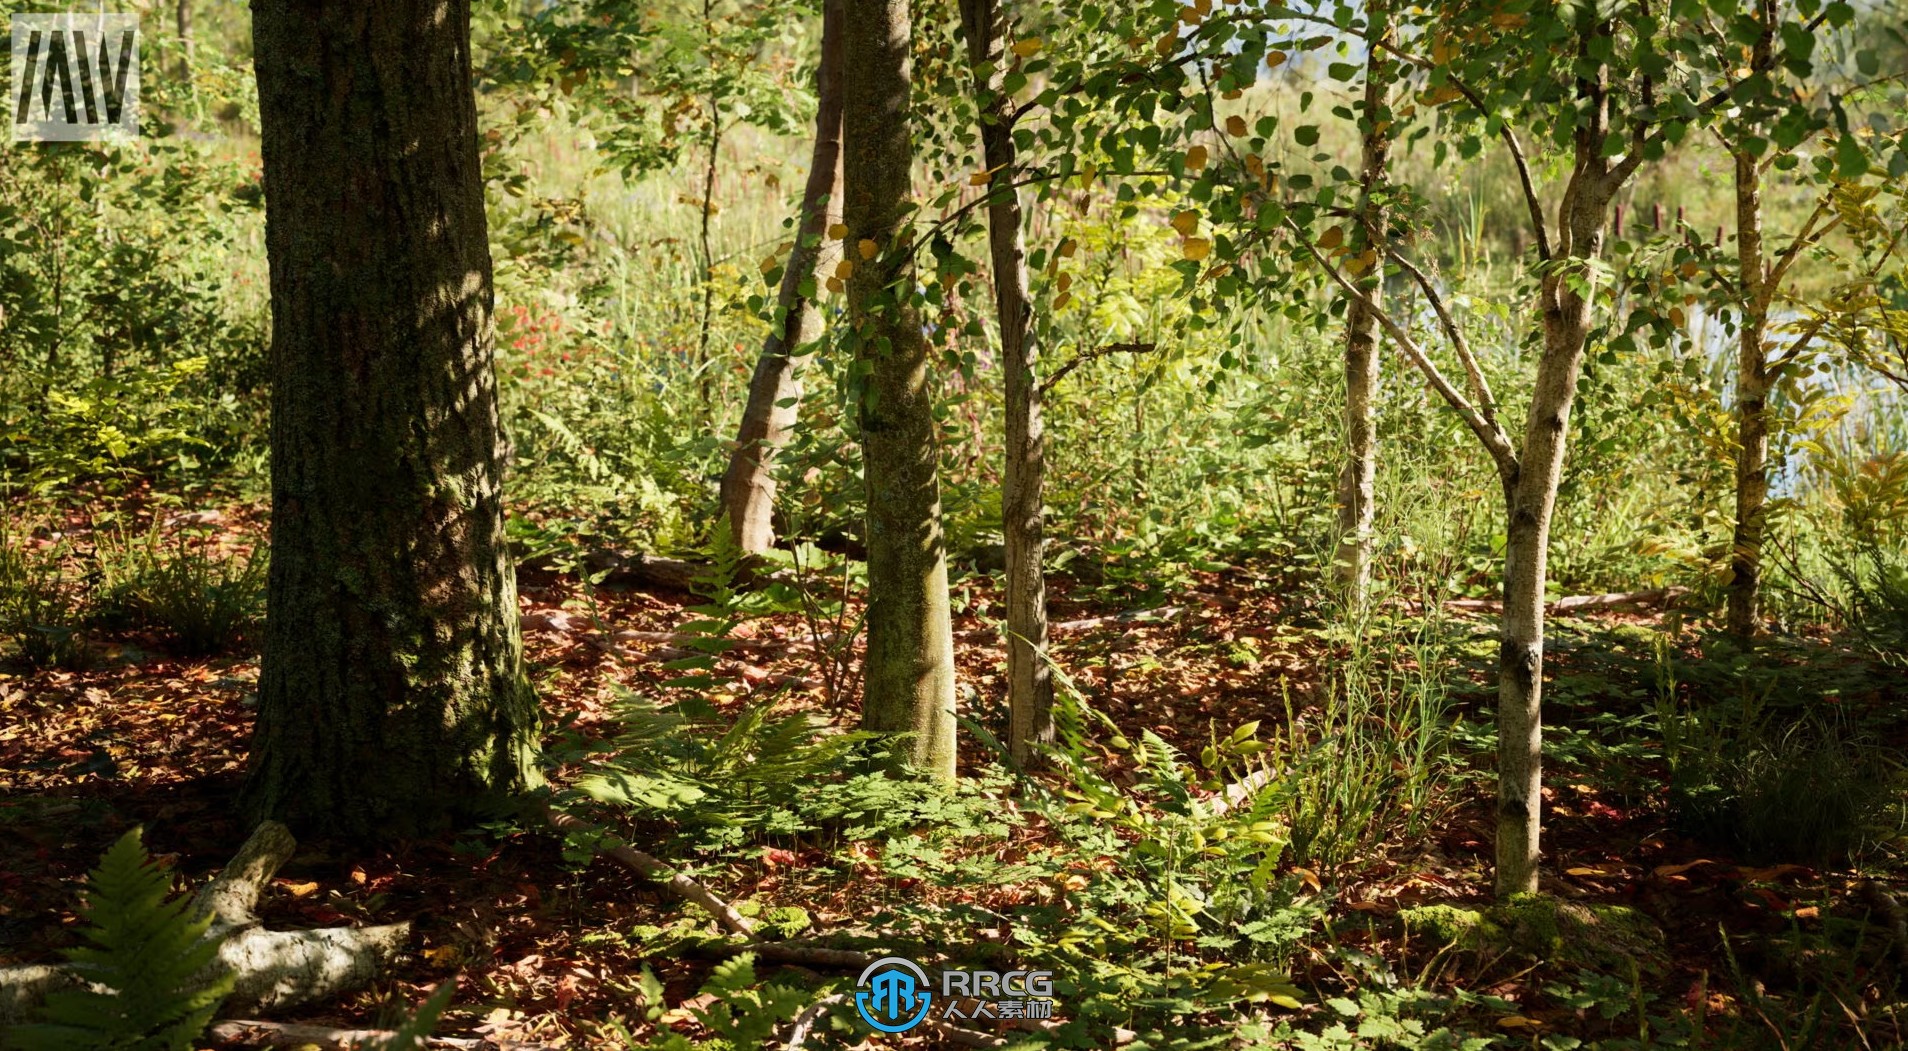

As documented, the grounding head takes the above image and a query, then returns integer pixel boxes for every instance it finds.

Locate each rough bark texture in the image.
[842,0,958,780]
[959,0,1052,766]
[1334,14,1392,602]
[717,0,845,553]
[242,0,537,838]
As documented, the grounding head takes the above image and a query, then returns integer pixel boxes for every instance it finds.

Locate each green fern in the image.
[8,829,234,1051]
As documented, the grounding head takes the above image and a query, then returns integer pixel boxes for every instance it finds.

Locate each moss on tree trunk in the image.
[242,0,538,838]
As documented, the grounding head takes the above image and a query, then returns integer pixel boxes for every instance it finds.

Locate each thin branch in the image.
[1286,217,1519,475]
[1440,76,1553,261]
[1384,247,1501,428]
[1041,341,1160,395]
[540,805,756,937]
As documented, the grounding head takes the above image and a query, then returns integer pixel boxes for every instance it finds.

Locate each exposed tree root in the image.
[0,821,408,1025]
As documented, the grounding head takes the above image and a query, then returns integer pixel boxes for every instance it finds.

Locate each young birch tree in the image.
[957,0,1055,764]
[720,0,845,553]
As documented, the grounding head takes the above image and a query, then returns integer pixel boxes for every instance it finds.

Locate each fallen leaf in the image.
[1654,859,1714,878]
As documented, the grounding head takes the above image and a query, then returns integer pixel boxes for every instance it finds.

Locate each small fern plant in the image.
[8,829,234,1051]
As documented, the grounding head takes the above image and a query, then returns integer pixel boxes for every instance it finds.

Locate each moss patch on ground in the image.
[1401,893,1668,972]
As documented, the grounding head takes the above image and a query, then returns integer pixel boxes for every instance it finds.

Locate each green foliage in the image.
[0,525,91,670]
[97,528,265,656]
[1656,644,1902,863]
[6,829,233,1051]
[609,956,808,1051]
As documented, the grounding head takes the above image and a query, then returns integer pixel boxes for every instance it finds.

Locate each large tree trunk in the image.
[242,0,538,839]
[958,0,1052,766]
[1334,11,1392,603]
[1727,146,1771,642]
[718,0,844,554]
[842,0,958,780]
[1495,172,1613,897]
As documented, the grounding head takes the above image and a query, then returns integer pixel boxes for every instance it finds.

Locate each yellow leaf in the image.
[1498,1015,1542,1029]
[1266,51,1288,69]
[1184,144,1209,171]
[282,880,320,899]
[1058,238,1079,258]
[1053,291,1073,309]
[1183,237,1212,261]
[1346,248,1377,275]
[1291,866,1322,892]
[858,238,879,260]
[1226,114,1249,137]
[827,222,849,240]
[758,255,779,275]
[1010,37,1043,57]
[423,944,459,965]
[825,275,845,294]
[1566,866,1614,877]
[969,170,993,185]
[1318,226,1345,251]
[834,259,854,280]
[1172,209,1200,235]
[1156,32,1179,57]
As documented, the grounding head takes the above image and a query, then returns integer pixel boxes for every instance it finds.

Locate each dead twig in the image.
[539,806,755,937]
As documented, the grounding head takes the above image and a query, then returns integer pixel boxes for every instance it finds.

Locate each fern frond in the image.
[8,829,234,1051]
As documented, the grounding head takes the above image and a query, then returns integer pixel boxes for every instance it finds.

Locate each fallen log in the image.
[1444,587,1687,614]
[0,822,408,1025]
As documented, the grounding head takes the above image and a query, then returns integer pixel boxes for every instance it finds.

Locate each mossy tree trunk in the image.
[958,0,1052,767]
[842,0,958,780]
[718,0,844,554]
[242,0,538,839]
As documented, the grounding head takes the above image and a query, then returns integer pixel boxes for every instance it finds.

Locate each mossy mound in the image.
[1401,894,1667,972]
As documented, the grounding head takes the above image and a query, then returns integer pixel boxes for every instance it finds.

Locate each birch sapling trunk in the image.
[1727,114,1772,640]
[842,0,959,780]
[718,0,844,553]
[1495,173,1613,897]
[1335,13,1392,603]
[958,0,1052,766]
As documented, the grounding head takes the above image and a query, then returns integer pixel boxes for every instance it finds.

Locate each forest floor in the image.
[2,509,1905,1048]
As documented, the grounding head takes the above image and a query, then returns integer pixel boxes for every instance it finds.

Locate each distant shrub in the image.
[0,522,93,670]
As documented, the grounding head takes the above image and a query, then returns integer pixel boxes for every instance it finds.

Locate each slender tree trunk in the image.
[958,0,1051,766]
[842,0,958,780]
[1335,12,1392,602]
[243,0,538,838]
[175,0,192,83]
[1495,172,1612,897]
[718,0,844,553]
[1727,28,1773,641]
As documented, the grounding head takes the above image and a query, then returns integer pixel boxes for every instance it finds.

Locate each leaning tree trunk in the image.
[1726,149,1771,643]
[1334,10,1392,603]
[242,0,538,839]
[842,0,958,780]
[958,0,1052,766]
[718,0,845,554]
[1494,169,1613,898]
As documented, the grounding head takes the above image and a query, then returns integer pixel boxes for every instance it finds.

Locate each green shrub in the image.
[100,529,266,657]
[1658,659,1901,864]
[0,523,92,670]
